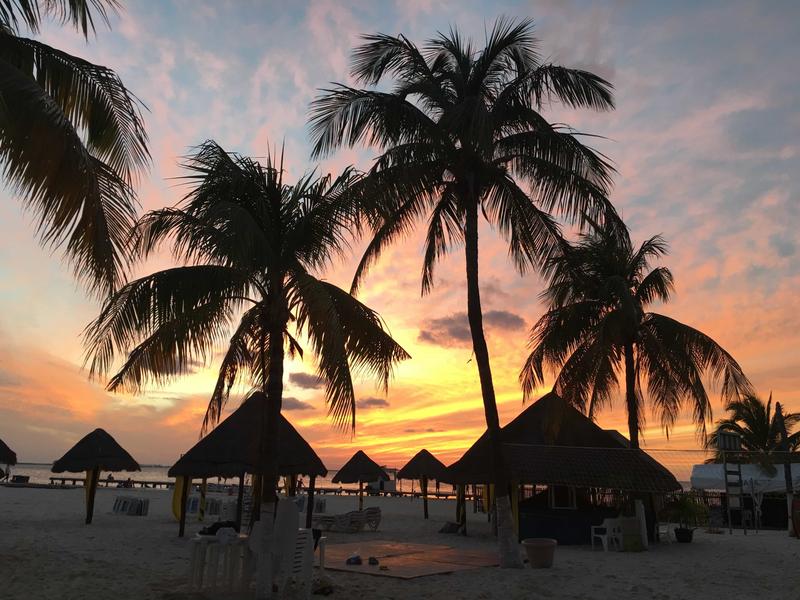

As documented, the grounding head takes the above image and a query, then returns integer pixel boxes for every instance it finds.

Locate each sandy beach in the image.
[1,486,798,600]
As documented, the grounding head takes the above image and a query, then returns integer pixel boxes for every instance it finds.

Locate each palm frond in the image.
[291,269,410,431]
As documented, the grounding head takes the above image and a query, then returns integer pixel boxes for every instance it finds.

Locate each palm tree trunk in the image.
[464,200,522,568]
[624,343,639,449]
[255,281,287,600]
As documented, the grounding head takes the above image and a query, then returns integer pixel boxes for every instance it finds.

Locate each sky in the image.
[0,0,798,470]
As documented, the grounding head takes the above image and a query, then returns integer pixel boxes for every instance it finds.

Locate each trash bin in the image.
[521,538,557,568]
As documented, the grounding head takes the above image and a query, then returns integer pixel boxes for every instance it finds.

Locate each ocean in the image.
[8,463,419,492]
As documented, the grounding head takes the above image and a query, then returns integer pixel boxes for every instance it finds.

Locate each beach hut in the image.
[168,391,327,535]
[397,449,447,519]
[0,437,17,466]
[52,429,140,524]
[444,392,680,543]
[333,450,388,511]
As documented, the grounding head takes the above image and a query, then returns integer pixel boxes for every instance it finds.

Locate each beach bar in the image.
[168,391,327,536]
[444,392,681,544]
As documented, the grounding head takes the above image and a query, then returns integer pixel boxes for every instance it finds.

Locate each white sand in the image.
[1,486,799,599]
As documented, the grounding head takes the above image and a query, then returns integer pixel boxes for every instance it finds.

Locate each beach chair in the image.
[591,518,622,551]
[311,514,335,531]
[364,507,381,531]
[314,497,327,513]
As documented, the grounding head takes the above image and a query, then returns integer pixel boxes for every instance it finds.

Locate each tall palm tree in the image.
[707,393,800,454]
[1,0,149,293]
[84,141,409,510]
[309,18,616,566]
[521,219,752,448]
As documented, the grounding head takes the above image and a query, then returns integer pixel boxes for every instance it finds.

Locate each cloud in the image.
[403,427,441,433]
[357,397,390,409]
[288,372,324,389]
[282,396,315,411]
[418,310,526,346]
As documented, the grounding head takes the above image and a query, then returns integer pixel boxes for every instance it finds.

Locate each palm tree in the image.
[309,18,616,566]
[84,141,409,512]
[707,393,800,454]
[521,219,752,448]
[1,0,149,293]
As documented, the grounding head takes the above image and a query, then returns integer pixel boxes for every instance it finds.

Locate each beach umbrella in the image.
[398,449,447,519]
[168,391,327,535]
[0,437,17,466]
[52,429,140,524]
[333,450,388,511]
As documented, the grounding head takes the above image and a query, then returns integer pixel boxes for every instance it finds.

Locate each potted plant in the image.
[664,494,708,543]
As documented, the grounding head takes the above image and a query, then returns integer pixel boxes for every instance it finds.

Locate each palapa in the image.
[333,450,388,511]
[52,428,140,524]
[0,437,17,465]
[397,449,447,519]
[444,392,680,493]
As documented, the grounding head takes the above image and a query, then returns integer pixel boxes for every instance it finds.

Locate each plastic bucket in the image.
[521,538,557,568]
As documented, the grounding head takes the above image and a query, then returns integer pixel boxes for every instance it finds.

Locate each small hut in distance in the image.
[398,449,447,519]
[52,429,140,524]
[333,450,388,511]
[0,437,17,466]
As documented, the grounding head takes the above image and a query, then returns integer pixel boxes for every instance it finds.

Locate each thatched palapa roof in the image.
[0,437,17,465]
[52,429,140,473]
[397,449,447,481]
[444,392,680,493]
[168,392,327,479]
[332,450,388,484]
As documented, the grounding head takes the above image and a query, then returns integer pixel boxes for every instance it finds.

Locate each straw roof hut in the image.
[397,449,447,481]
[445,392,680,493]
[168,392,327,479]
[0,437,17,465]
[398,449,447,519]
[52,429,140,524]
[333,450,388,510]
[52,428,140,473]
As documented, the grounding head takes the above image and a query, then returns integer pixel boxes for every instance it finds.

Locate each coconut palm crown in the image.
[0,0,150,293]
[84,141,410,445]
[521,219,753,448]
[707,393,800,455]
[309,17,617,567]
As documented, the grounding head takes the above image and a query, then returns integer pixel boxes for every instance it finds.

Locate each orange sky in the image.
[0,1,798,469]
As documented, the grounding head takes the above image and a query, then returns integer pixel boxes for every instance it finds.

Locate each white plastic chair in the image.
[591,518,622,551]
[656,521,672,543]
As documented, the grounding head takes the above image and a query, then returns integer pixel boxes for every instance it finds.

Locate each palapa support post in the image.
[198,478,207,522]
[236,473,245,532]
[306,475,316,529]
[85,466,100,524]
[421,475,429,519]
[358,480,364,511]
[178,476,190,537]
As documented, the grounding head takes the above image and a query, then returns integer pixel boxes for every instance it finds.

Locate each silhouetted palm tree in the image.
[310,18,616,566]
[85,141,409,508]
[0,0,149,293]
[521,219,752,448]
[707,393,799,454]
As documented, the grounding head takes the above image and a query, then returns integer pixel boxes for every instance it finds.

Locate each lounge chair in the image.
[591,518,622,551]
[364,506,381,531]
[312,510,366,533]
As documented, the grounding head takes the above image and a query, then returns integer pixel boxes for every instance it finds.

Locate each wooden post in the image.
[251,474,262,525]
[358,481,364,511]
[306,475,316,529]
[178,476,190,537]
[421,476,429,519]
[85,467,100,524]
[198,478,207,522]
[236,473,245,532]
